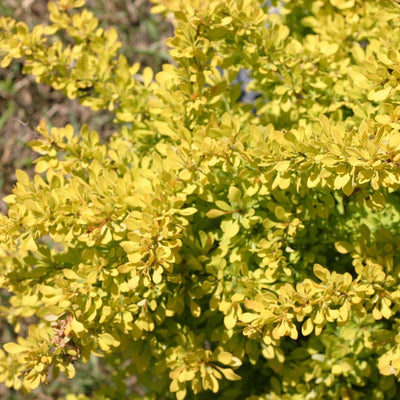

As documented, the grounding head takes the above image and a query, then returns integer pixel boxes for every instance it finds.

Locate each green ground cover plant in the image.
[2,0,400,398]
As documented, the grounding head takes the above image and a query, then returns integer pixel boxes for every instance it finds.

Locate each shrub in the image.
[1,0,400,398]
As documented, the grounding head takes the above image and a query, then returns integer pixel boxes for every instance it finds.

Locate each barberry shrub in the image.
[1,0,400,398]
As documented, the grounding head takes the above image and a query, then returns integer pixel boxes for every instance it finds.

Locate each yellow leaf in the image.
[373,307,383,320]
[368,86,391,102]
[334,173,350,189]
[338,303,349,322]
[101,228,113,244]
[342,179,354,196]
[62,269,80,280]
[316,154,339,167]
[301,318,313,336]
[224,309,237,330]
[99,332,117,346]
[24,370,41,390]
[176,389,187,400]
[334,241,353,254]
[35,159,49,174]
[262,344,274,359]
[313,309,324,325]
[239,313,258,323]
[215,200,233,211]
[65,363,76,378]
[228,186,242,203]
[206,209,226,218]
[16,169,31,187]
[153,121,177,138]
[71,318,86,333]
[332,364,342,375]
[231,293,244,302]
[221,219,240,239]
[3,342,26,354]
[142,66,154,87]
[275,160,291,172]
[274,206,288,222]
[202,371,219,393]
[289,324,298,340]
[307,172,320,188]
[278,175,291,190]
[272,321,286,340]
[216,351,233,364]
[381,300,392,319]
[178,207,197,216]
[371,191,386,209]
[153,266,163,284]
[216,366,241,381]
[313,264,330,281]
[350,70,369,89]
[392,357,400,370]
[120,241,140,254]
[189,298,201,317]
[38,285,59,296]
[330,0,355,10]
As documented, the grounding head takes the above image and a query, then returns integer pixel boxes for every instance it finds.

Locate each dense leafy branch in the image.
[1,0,400,399]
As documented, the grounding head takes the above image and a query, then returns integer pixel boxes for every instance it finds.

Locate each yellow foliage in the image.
[2,0,400,398]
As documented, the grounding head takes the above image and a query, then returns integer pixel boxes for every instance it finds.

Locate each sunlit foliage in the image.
[1,0,400,398]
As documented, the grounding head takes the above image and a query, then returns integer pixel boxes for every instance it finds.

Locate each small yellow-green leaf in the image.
[99,332,116,346]
[178,207,197,216]
[120,241,140,254]
[62,269,80,280]
[371,190,386,209]
[313,264,329,281]
[302,318,313,336]
[215,200,233,211]
[275,160,291,172]
[24,370,41,390]
[143,66,154,87]
[65,363,76,378]
[228,186,241,203]
[216,366,242,381]
[206,209,226,218]
[334,173,350,189]
[224,309,237,330]
[3,342,26,354]
[335,241,353,254]
[35,159,49,174]
[16,169,31,187]
[240,313,258,323]
[368,87,391,102]
[274,206,288,221]
[221,220,240,239]
[216,351,233,364]
[71,318,86,333]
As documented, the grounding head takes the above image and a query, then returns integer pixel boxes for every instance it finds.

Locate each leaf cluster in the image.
[2,0,400,398]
